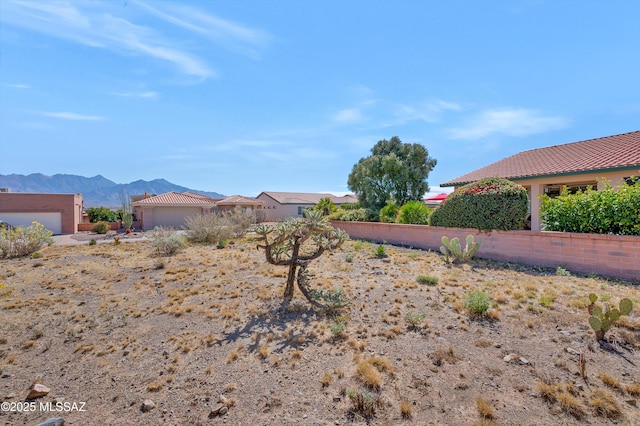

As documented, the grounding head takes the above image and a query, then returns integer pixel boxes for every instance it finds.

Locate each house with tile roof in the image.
[256,191,358,222]
[215,195,266,221]
[440,130,640,231]
[131,191,218,229]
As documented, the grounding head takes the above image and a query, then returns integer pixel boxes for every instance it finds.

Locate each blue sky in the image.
[1,1,639,197]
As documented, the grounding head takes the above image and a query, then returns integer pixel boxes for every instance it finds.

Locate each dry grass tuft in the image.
[598,371,622,390]
[589,388,623,419]
[399,399,412,419]
[476,397,493,419]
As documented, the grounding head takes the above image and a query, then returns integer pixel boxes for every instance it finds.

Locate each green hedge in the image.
[540,179,640,235]
[397,201,431,225]
[430,178,528,231]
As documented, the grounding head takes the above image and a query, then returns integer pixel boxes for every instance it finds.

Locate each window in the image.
[544,182,596,197]
[297,206,305,216]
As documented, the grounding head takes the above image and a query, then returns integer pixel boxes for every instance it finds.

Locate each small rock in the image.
[141,399,155,412]
[519,357,529,365]
[211,403,225,415]
[333,396,341,402]
[219,406,229,415]
[2,371,11,378]
[5,392,17,399]
[503,354,516,362]
[35,418,65,426]
[566,347,580,355]
[626,399,637,407]
[493,343,502,348]
[27,384,50,399]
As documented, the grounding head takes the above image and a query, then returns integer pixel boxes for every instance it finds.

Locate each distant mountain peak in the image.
[0,173,225,208]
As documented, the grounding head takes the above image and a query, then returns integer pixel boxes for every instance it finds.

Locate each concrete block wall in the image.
[331,221,640,281]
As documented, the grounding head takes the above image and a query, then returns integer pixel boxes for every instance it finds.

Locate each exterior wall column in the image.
[530,183,545,231]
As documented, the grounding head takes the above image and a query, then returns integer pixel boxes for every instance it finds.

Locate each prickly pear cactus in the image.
[587,293,634,342]
[440,235,481,264]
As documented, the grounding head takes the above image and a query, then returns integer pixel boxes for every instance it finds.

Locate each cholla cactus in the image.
[440,235,481,264]
[253,210,349,308]
[588,293,633,342]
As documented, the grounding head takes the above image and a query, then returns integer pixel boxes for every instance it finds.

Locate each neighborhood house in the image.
[440,130,640,231]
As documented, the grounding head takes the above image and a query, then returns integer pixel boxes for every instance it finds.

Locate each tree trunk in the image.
[283,238,301,302]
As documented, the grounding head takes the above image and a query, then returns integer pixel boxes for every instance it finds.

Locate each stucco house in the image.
[215,195,265,221]
[0,192,83,234]
[256,191,358,222]
[440,130,640,231]
[131,191,218,229]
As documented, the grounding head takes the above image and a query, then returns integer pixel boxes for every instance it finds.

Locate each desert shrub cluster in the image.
[0,221,53,258]
[430,177,529,231]
[540,179,640,235]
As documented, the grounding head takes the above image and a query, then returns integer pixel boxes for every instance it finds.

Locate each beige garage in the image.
[0,212,62,234]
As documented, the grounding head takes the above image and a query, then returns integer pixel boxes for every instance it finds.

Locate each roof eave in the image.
[440,164,640,187]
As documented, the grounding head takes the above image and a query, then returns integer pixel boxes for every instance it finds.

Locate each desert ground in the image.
[1,233,639,425]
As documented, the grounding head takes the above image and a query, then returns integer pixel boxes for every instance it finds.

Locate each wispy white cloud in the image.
[334,108,365,124]
[387,99,462,126]
[42,111,106,121]
[1,0,271,79]
[447,108,570,140]
[3,83,31,89]
[133,0,272,59]
[205,139,291,152]
[111,91,159,99]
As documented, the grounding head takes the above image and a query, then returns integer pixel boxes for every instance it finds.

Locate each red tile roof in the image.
[216,195,264,206]
[441,131,640,187]
[257,192,358,205]
[131,191,218,207]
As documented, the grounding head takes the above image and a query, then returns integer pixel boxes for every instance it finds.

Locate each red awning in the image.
[424,193,449,201]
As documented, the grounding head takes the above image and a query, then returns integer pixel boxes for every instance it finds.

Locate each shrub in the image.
[183,212,233,244]
[397,201,431,225]
[416,275,438,285]
[540,179,640,235]
[312,197,338,216]
[85,207,118,223]
[430,177,528,231]
[465,290,491,316]
[379,203,400,223]
[309,287,351,311]
[150,227,186,256]
[226,207,256,237]
[328,207,376,222]
[92,221,110,234]
[0,221,54,259]
[374,244,387,258]
[405,309,426,329]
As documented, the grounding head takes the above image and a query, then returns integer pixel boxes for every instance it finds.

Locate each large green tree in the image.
[347,137,437,211]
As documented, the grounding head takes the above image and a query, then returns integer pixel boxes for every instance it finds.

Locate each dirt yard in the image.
[0,235,639,425]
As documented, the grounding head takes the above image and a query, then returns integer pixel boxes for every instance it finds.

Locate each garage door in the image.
[0,212,62,234]
[153,207,202,229]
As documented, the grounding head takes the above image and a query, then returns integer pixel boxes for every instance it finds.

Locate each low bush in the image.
[86,207,118,223]
[0,221,54,259]
[328,207,376,222]
[150,227,186,256]
[183,212,233,244]
[540,179,640,235]
[397,201,431,225]
[465,289,491,316]
[226,207,256,237]
[430,178,528,231]
[92,221,110,234]
[379,203,400,223]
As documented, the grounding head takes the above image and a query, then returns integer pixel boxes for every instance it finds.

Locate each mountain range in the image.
[0,174,225,208]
